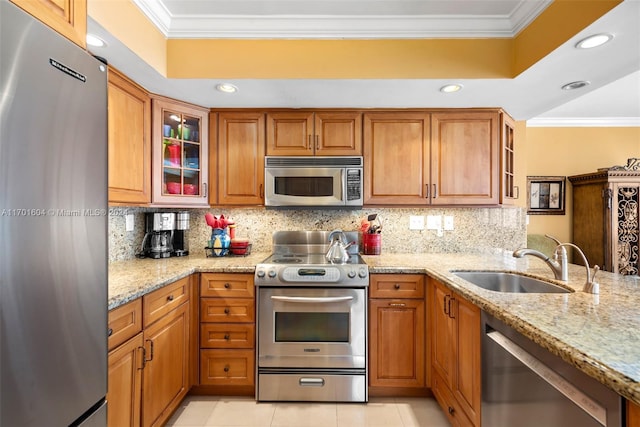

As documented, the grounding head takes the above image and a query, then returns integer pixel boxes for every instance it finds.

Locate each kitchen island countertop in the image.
[108,251,640,406]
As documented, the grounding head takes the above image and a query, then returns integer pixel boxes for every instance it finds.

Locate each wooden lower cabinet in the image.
[629,400,640,427]
[108,332,143,427]
[142,301,190,427]
[107,277,192,427]
[430,278,481,426]
[199,273,255,392]
[369,274,426,393]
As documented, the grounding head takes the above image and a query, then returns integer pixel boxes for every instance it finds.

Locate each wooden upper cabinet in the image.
[500,111,517,205]
[431,111,500,205]
[151,96,209,207]
[10,0,87,48]
[363,112,430,205]
[314,111,362,155]
[108,67,151,205]
[214,111,266,205]
[266,110,362,156]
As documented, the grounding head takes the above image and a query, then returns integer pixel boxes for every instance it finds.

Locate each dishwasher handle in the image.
[486,330,607,426]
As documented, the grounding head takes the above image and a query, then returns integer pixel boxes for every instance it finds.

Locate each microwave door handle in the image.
[270,296,354,303]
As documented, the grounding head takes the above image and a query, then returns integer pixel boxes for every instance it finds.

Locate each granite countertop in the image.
[108,251,640,406]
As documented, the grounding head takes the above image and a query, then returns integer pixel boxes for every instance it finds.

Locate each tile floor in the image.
[165,396,450,427]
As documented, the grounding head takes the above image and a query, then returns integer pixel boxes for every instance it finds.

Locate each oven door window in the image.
[275,312,349,342]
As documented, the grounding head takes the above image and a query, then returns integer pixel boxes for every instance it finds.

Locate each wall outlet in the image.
[409,215,425,230]
[125,214,135,232]
[444,215,454,231]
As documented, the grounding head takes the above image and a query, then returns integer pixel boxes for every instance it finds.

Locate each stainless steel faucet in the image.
[512,235,600,293]
[513,246,569,281]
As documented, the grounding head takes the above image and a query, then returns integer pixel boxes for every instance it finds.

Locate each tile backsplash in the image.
[109,206,527,263]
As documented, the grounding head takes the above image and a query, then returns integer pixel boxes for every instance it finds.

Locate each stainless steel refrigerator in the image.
[1,2,108,426]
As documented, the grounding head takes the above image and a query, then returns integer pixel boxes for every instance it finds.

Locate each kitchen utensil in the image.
[205,212,217,228]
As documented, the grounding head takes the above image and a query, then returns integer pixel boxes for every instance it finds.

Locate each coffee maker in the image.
[173,212,190,257]
[142,212,175,259]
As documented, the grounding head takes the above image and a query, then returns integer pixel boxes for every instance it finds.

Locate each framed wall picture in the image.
[527,176,566,215]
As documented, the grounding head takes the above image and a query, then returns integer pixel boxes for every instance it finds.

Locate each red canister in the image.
[363,233,381,255]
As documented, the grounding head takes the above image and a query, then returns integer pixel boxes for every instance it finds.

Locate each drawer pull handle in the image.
[394,283,400,289]
[223,365,230,373]
[167,294,174,301]
[389,303,406,307]
[224,307,230,314]
[224,283,230,289]
[107,328,113,337]
[224,334,230,340]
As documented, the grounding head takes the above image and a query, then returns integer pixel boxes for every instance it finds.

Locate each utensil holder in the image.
[363,233,381,255]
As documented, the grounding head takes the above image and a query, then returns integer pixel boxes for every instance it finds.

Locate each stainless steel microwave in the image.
[264,156,363,208]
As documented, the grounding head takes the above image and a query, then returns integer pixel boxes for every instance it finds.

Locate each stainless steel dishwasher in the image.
[482,312,622,427]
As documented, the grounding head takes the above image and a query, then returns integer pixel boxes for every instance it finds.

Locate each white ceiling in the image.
[87,0,640,125]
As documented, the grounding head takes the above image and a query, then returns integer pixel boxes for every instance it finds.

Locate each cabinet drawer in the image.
[370,274,424,298]
[200,298,255,323]
[200,273,254,298]
[200,323,255,349]
[108,299,143,351]
[432,371,474,427]
[143,276,190,327]
[200,349,255,386]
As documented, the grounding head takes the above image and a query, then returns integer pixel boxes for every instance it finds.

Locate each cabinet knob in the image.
[394,283,400,290]
[448,406,455,415]
[224,307,230,314]
[224,283,231,289]
[223,365,230,373]
[167,294,174,301]
[224,334,230,340]
[108,328,113,337]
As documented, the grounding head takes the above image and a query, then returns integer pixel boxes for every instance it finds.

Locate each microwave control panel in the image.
[346,169,362,201]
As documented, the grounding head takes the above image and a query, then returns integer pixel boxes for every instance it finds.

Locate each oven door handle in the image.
[270,296,354,303]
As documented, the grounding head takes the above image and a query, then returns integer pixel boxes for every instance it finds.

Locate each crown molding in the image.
[132,0,550,39]
[526,117,640,127]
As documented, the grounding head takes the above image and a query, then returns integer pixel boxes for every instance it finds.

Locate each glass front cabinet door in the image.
[152,97,209,206]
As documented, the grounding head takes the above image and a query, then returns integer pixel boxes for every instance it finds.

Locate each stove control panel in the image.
[255,264,368,286]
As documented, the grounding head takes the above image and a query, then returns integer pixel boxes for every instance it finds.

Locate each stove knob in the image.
[347,269,357,279]
[256,269,265,278]
[268,269,277,278]
[358,268,368,278]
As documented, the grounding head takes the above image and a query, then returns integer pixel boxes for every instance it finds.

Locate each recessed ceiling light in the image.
[86,34,106,48]
[561,81,591,90]
[575,33,613,49]
[216,83,238,93]
[440,84,463,93]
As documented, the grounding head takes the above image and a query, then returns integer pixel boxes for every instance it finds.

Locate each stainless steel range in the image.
[255,231,369,403]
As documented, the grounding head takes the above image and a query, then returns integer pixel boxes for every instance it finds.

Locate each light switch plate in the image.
[125,214,134,232]
[409,215,425,230]
[426,215,441,230]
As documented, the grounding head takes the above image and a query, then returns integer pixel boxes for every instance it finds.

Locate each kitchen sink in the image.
[452,271,571,293]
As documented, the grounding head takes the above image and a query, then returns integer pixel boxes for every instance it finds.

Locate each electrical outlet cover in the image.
[125,214,134,232]
[409,215,425,230]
